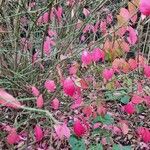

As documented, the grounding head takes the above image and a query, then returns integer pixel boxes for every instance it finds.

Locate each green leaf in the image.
[103,114,114,125]
[89,143,103,150]
[113,144,131,150]
[120,95,130,104]
[93,114,114,125]
[92,128,111,137]
[122,146,132,150]
[136,104,145,113]
[113,144,120,150]
[104,92,115,101]
[69,135,86,150]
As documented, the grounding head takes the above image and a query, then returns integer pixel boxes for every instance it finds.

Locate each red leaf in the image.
[0,89,22,109]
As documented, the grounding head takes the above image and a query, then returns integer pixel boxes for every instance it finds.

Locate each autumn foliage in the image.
[0,0,150,149]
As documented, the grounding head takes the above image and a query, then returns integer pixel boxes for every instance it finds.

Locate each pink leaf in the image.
[119,121,129,135]
[137,127,150,143]
[0,89,22,109]
[43,12,49,24]
[63,77,76,97]
[36,94,44,108]
[120,8,130,21]
[70,98,83,109]
[31,86,40,97]
[82,106,93,117]
[37,12,49,25]
[55,6,63,23]
[7,129,20,144]
[123,103,135,114]
[81,50,92,66]
[139,0,150,16]
[102,68,114,81]
[32,51,38,64]
[50,8,55,21]
[49,40,56,46]
[51,98,60,110]
[48,29,57,37]
[93,123,101,129]
[79,79,89,89]
[131,95,143,104]
[37,16,43,25]
[83,8,90,17]
[69,65,77,75]
[127,26,138,45]
[128,58,138,70]
[54,123,70,139]
[91,48,105,62]
[97,105,107,116]
[34,125,43,142]
[144,96,150,106]
[93,21,100,33]
[74,78,89,89]
[112,126,122,135]
[100,20,107,34]
[80,35,85,42]
[44,80,56,92]
[117,27,127,37]
[73,120,86,137]
[43,36,51,55]
[69,62,79,75]
[66,0,75,7]
[144,65,150,78]
[137,82,143,93]
[120,40,130,52]
[106,14,113,24]
[128,2,138,23]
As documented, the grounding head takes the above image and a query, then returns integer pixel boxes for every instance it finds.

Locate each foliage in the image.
[0,0,150,149]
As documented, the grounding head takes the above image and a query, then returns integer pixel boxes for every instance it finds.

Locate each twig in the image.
[20,105,60,124]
